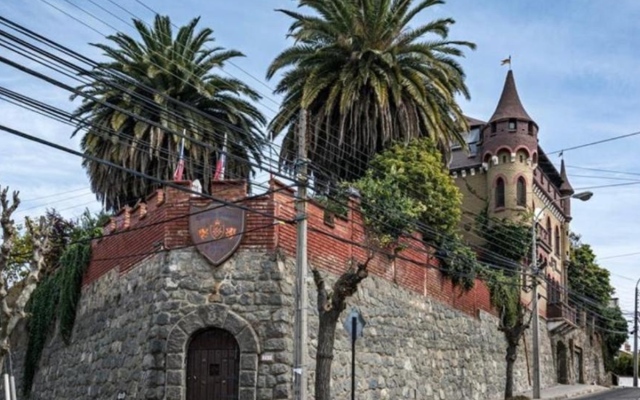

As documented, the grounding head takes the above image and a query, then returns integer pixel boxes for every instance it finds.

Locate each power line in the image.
[567,165,640,177]
[1,4,632,332]
[0,123,294,223]
[548,130,640,156]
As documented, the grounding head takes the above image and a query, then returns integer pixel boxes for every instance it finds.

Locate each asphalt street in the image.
[578,387,640,399]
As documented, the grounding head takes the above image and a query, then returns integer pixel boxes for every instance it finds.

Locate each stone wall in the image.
[10,246,605,400]
[305,257,557,400]
[16,249,295,400]
[7,179,607,399]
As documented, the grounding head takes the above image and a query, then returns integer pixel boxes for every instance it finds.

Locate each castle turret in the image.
[482,70,539,158]
[483,70,538,218]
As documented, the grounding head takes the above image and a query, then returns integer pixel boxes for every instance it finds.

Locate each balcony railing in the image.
[548,301,578,327]
[536,224,552,251]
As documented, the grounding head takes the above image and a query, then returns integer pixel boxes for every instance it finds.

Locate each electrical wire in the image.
[548,130,640,156]
[0,8,632,332]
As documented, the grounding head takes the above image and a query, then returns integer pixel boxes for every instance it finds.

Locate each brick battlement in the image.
[84,180,493,317]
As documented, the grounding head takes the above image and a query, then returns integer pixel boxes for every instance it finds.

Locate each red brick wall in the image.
[84,180,495,317]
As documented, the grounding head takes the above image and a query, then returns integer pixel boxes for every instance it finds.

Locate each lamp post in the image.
[531,191,592,399]
[633,277,640,387]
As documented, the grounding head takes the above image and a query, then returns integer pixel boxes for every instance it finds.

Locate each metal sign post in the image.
[343,308,366,400]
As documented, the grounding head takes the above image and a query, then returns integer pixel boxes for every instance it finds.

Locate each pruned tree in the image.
[311,256,371,400]
[485,271,533,399]
[0,186,51,374]
[477,210,532,399]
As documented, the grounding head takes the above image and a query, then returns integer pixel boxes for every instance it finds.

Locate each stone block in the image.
[236,326,260,353]
[240,353,258,371]
[240,370,257,386]
[197,303,229,327]
[166,354,183,370]
[165,385,182,399]
[223,311,249,336]
[239,388,256,400]
[166,369,182,386]
[273,384,290,399]
[166,327,188,353]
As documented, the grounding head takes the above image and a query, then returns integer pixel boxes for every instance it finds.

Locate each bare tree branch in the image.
[0,185,51,373]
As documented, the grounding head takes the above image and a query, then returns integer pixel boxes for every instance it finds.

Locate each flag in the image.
[214,133,228,181]
[501,56,511,66]
[172,133,185,181]
[558,150,564,158]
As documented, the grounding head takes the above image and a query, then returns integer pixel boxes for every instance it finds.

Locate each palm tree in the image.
[267,0,475,187]
[72,15,266,211]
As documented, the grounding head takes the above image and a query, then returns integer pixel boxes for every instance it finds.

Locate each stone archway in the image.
[556,340,568,384]
[164,304,260,400]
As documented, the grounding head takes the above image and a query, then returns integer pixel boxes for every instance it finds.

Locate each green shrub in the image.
[360,137,462,243]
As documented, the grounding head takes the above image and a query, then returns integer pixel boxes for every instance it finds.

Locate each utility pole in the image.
[634,278,640,387]
[531,216,541,399]
[294,108,308,400]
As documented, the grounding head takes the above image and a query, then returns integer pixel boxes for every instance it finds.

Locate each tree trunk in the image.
[312,257,370,400]
[315,307,340,400]
[504,339,518,399]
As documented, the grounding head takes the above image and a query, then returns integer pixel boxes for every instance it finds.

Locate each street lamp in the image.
[532,191,593,399]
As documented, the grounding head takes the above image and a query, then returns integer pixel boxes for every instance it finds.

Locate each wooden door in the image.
[186,328,240,400]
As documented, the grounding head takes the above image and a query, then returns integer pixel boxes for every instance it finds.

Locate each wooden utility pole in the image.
[294,108,308,400]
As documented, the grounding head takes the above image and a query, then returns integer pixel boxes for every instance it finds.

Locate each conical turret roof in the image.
[488,70,534,123]
[559,159,574,195]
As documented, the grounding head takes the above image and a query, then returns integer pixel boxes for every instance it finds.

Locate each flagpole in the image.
[172,131,186,181]
[214,132,228,181]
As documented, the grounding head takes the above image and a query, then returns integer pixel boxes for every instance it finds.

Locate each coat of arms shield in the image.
[189,201,246,266]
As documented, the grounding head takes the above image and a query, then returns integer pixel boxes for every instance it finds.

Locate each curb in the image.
[545,386,609,400]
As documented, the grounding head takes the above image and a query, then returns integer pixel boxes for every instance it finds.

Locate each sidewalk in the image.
[514,383,609,399]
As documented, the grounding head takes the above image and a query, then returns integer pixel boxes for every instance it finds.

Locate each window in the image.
[546,218,552,249]
[495,178,505,208]
[517,177,526,206]
[519,154,524,163]
[528,121,534,135]
[555,227,561,256]
[466,128,480,156]
[502,155,507,164]
[491,122,497,133]
[508,119,517,131]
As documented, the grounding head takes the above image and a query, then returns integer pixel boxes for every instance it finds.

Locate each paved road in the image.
[578,387,640,399]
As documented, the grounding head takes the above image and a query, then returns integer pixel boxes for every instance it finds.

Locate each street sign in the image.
[343,308,366,342]
[343,308,366,400]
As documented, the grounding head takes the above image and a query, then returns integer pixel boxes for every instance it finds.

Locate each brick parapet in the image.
[84,179,494,317]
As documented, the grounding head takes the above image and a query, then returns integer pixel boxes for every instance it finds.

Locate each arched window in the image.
[517,177,526,206]
[546,218,552,250]
[495,178,505,208]
[555,226,561,256]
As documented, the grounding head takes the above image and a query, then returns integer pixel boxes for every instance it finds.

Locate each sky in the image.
[1,1,640,327]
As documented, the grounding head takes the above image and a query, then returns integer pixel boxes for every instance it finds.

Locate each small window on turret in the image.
[528,122,534,135]
[491,122,497,134]
[508,119,516,131]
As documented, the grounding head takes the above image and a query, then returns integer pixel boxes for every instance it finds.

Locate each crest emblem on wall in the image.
[189,202,245,266]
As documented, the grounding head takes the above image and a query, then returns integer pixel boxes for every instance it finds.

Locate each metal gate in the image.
[186,328,240,400]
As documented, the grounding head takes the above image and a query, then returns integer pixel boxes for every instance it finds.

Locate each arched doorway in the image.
[187,328,240,399]
[556,340,568,384]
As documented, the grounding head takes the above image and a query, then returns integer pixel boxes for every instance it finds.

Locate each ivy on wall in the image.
[23,210,103,396]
